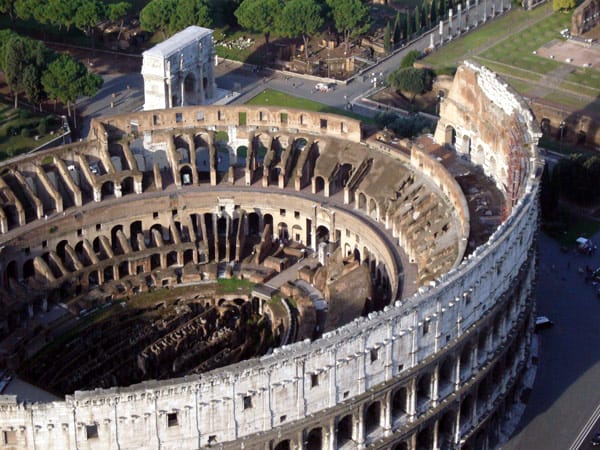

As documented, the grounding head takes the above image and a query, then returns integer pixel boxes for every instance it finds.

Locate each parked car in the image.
[535,316,554,330]
[315,82,330,92]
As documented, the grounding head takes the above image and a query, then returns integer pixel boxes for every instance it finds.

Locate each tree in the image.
[430,0,437,25]
[14,0,46,23]
[107,1,131,40]
[552,0,575,10]
[2,36,48,108]
[440,0,447,19]
[171,0,212,32]
[384,21,392,53]
[540,165,558,220]
[140,0,177,38]
[74,0,106,47]
[44,0,81,31]
[393,11,402,45]
[0,0,16,18]
[400,49,421,68]
[326,0,371,54]
[406,10,412,39]
[276,0,323,60]
[388,67,433,101]
[414,5,421,35]
[42,53,103,119]
[235,0,282,47]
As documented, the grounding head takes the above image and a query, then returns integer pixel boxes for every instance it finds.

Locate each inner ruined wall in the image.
[433,61,542,211]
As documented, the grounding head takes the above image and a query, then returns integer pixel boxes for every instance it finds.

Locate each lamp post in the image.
[559,120,565,152]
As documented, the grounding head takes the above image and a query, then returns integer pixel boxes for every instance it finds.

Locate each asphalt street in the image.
[502,232,600,450]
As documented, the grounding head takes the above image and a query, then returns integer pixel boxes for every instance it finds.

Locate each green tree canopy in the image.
[326,0,371,53]
[388,67,433,101]
[107,1,131,40]
[555,153,600,204]
[2,35,49,108]
[41,53,103,117]
[141,0,212,37]
[140,0,177,37]
[235,0,282,46]
[276,0,324,60]
[400,49,421,68]
[384,21,391,53]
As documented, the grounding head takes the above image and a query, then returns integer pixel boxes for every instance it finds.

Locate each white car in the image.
[315,83,330,92]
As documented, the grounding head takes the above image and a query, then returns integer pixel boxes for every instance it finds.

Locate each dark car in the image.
[591,431,600,446]
[535,316,554,331]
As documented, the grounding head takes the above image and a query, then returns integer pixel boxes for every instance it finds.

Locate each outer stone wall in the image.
[0,63,541,450]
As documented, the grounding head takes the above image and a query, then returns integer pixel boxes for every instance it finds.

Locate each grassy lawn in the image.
[546,213,600,247]
[246,89,376,124]
[0,105,63,159]
[217,277,256,295]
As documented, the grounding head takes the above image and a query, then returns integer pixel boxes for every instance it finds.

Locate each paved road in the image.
[502,232,600,450]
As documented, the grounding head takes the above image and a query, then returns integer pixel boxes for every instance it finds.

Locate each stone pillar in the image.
[439,20,444,42]
[483,0,487,22]
[382,391,392,436]
[225,215,231,262]
[167,80,173,108]
[431,365,440,408]
[432,419,440,450]
[408,377,417,420]
[466,0,470,28]
[212,213,219,262]
[328,418,337,450]
[448,9,453,37]
[455,356,462,390]
[297,431,305,450]
[429,33,435,49]
[458,4,462,33]
[181,74,185,107]
[355,404,365,448]
[93,187,101,202]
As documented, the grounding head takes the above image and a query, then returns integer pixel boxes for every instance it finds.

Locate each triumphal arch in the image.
[142,26,216,110]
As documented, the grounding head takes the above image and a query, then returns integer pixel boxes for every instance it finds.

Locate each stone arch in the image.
[337,414,353,446]
[274,439,291,450]
[392,442,408,450]
[305,427,323,450]
[364,401,381,438]
[183,249,195,265]
[392,386,408,422]
[118,261,129,278]
[353,247,361,262]
[368,198,378,220]
[314,176,325,194]
[183,72,197,105]
[358,192,367,212]
[277,222,289,241]
[291,224,302,243]
[130,220,143,252]
[4,260,17,287]
[540,117,551,134]
[121,176,135,195]
[150,253,161,270]
[460,393,475,426]
[316,225,329,245]
[166,250,178,267]
[101,180,114,199]
[444,125,457,146]
[74,241,89,266]
[264,213,273,232]
[416,425,433,449]
[236,145,247,167]
[438,409,456,448]
[111,225,124,252]
[462,134,472,154]
[248,212,260,235]
[460,342,473,381]
[416,372,432,408]
[439,355,455,397]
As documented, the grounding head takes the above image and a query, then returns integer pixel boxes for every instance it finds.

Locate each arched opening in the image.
[121,176,134,195]
[264,213,273,236]
[460,344,473,381]
[101,181,114,199]
[291,224,303,243]
[183,249,195,265]
[416,426,433,450]
[150,224,165,247]
[118,261,129,278]
[316,225,329,245]
[392,386,408,422]
[130,220,143,252]
[365,401,381,439]
[439,356,454,398]
[180,166,193,185]
[104,265,114,282]
[439,410,456,449]
[88,270,99,287]
[151,254,161,270]
[196,147,211,179]
[416,372,432,410]
[358,192,367,211]
[23,259,35,278]
[445,125,456,146]
[462,134,471,154]
[274,440,291,450]
[74,241,90,266]
[540,118,551,134]
[236,145,247,167]
[337,414,353,445]
[4,260,17,287]
[183,73,197,105]
[56,240,69,262]
[315,176,325,194]
[111,225,124,253]
[166,251,178,267]
[392,442,408,450]
[368,198,378,220]
[248,212,259,236]
[277,222,289,241]
[460,394,474,427]
[306,427,322,450]
[93,237,105,259]
[353,247,361,262]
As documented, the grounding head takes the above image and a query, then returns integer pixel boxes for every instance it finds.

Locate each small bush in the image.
[18,110,30,120]
[37,118,47,135]
[21,127,34,138]
[401,50,422,68]
[434,66,457,77]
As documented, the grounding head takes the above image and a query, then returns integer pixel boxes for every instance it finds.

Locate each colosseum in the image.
[0,61,542,450]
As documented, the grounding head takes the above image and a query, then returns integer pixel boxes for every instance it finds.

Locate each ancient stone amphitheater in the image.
[0,62,542,450]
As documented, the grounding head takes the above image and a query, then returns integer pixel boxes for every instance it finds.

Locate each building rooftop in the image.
[143,26,212,59]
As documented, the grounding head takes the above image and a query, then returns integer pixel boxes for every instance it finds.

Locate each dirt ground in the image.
[537,39,600,70]
[46,44,142,75]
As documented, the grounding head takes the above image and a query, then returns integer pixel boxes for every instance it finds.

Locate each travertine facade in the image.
[0,63,541,450]
[142,26,216,110]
